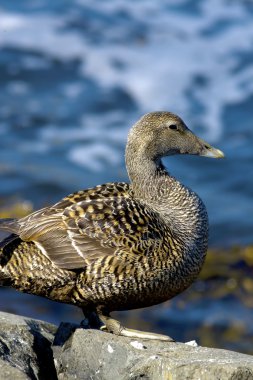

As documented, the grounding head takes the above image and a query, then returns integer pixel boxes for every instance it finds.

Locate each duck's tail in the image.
[0,221,20,285]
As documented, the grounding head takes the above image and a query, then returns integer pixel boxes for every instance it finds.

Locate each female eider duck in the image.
[0,112,224,341]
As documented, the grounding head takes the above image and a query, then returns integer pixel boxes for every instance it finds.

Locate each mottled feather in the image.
[1,183,164,269]
[0,112,223,329]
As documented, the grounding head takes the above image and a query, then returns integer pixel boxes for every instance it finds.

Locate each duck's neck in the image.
[126,144,180,204]
[126,145,208,250]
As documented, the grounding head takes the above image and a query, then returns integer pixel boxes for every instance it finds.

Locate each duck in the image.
[0,111,224,341]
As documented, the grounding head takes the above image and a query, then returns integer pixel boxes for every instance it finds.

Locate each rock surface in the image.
[0,311,57,380]
[0,311,252,380]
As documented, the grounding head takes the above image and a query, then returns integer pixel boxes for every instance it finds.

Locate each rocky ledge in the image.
[0,311,252,380]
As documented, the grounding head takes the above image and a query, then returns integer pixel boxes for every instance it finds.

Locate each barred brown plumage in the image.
[0,111,224,340]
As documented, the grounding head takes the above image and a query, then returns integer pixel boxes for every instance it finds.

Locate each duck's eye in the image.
[169,124,178,130]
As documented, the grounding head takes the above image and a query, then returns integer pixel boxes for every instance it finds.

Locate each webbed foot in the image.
[81,309,104,329]
[98,313,174,342]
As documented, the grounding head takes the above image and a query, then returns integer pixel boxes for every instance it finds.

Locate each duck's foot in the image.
[98,313,174,342]
[81,309,104,329]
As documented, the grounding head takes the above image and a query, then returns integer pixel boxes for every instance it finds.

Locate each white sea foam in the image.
[62,83,84,99]
[68,142,121,171]
[6,81,30,95]
[1,0,253,169]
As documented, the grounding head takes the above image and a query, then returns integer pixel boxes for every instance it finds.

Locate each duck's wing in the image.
[1,183,163,270]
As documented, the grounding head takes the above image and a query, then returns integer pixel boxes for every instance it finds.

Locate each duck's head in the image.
[127,111,224,160]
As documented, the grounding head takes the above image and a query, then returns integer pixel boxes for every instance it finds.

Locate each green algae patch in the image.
[0,200,33,219]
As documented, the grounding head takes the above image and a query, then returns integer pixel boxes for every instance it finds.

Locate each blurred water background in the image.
[0,0,253,354]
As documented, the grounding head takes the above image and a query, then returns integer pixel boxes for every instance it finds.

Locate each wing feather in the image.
[11,183,163,270]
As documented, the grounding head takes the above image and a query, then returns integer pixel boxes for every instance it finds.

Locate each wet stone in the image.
[0,311,253,380]
[0,311,57,380]
[53,324,253,380]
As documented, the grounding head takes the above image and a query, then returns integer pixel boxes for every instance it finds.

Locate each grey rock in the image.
[0,358,29,380]
[0,311,57,380]
[0,311,253,380]
[52,326,253,380]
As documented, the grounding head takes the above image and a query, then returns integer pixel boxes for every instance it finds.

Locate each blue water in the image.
[0,0,253,353]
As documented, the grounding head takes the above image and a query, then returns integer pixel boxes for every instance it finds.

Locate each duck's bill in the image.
[200,146,225,159]
[194,135,225,159]
[177,130,225,159]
